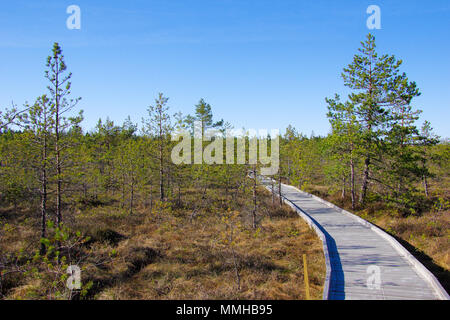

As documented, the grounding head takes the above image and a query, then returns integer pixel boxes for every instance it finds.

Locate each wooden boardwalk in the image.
[261,178,449,300]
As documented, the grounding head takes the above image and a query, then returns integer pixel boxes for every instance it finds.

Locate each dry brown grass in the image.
[1,184,325,300]
[92,189,325,300]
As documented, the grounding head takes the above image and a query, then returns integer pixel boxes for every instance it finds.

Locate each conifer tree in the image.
[45,42,82,230]
[143,93,171,201]
[186,99,224,136]
[341,34,419,205]
[418,121,440,198]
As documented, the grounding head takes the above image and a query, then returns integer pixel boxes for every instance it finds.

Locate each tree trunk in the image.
[252,166,257,229]
[341,176,346,200]
[130,179,134,214]
[229,227,241,291]
[149,184,153,212]
[359,155,370,205]
[271,180,275,205]
[167,166,171,199]
[423,175,429,198]
[232,247,241,291]
[54,55,62,264]
[278,174,282,207]
[40,134,48,255]
[350,156,356,210]
[287,160,291,184]
[55,68,62,230]
[159,112,165,201]
[121,175,125,208]
[159,142,164,201]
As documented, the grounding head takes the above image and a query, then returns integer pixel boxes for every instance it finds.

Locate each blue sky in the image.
[0,0,449,137]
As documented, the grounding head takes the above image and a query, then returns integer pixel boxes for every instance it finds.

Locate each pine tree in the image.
[418,121,440,198]
[115,138,143,214]
[45,42,82,231]
[143,93,172,201]
[341,34,414,205]
[186,99,224,137]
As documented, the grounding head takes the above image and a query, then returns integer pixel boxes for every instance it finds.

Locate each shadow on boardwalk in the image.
[310,214,345,300]
[288,201,346,299]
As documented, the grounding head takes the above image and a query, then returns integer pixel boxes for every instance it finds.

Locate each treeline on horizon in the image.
[0,34,449,298]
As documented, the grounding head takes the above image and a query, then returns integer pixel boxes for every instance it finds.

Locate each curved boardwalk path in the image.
[261,177,449,300]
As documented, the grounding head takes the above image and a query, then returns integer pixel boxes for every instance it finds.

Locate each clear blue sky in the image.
[1,0,449,137]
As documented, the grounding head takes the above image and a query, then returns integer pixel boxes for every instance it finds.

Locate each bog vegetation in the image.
[0,34,448,299]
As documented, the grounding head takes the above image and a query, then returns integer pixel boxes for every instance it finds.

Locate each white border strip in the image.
[282,183,450,300]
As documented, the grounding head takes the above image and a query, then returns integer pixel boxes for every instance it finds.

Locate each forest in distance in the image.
[0,33,448,299]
